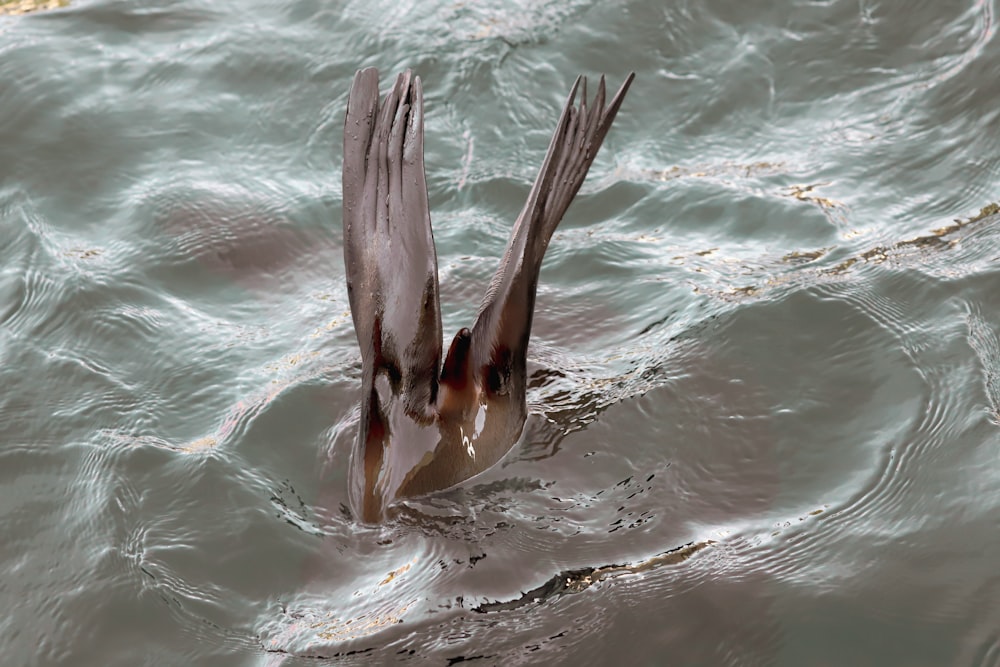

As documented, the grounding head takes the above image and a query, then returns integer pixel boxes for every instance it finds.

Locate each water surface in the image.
[2,0,1000,664]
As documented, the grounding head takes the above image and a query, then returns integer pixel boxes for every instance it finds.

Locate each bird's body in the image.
[342,68,634,522]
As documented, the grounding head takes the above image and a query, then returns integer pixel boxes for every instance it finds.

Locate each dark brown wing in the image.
[469,73,635,394]
[343,68,442,418]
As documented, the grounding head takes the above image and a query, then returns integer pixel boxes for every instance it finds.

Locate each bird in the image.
[341,67,634,522]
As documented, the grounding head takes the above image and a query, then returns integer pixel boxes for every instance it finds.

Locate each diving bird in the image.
[342,68,634,523]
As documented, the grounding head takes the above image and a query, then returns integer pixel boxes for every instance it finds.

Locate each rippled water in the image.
[2,0,1000,664]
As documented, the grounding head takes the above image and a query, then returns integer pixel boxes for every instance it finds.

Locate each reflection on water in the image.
[0,0,67,16]
[2,0,1000,664]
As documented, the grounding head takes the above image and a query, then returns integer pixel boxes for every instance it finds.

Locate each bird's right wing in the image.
[469,73,635,395]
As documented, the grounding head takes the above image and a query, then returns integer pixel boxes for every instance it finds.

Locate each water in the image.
[2,0,999,664]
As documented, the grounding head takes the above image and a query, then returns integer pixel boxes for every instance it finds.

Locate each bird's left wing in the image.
[342,68,442,418]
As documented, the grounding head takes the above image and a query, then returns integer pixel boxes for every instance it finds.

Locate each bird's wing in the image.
[343,68,442,418]
[469,73,635,394]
